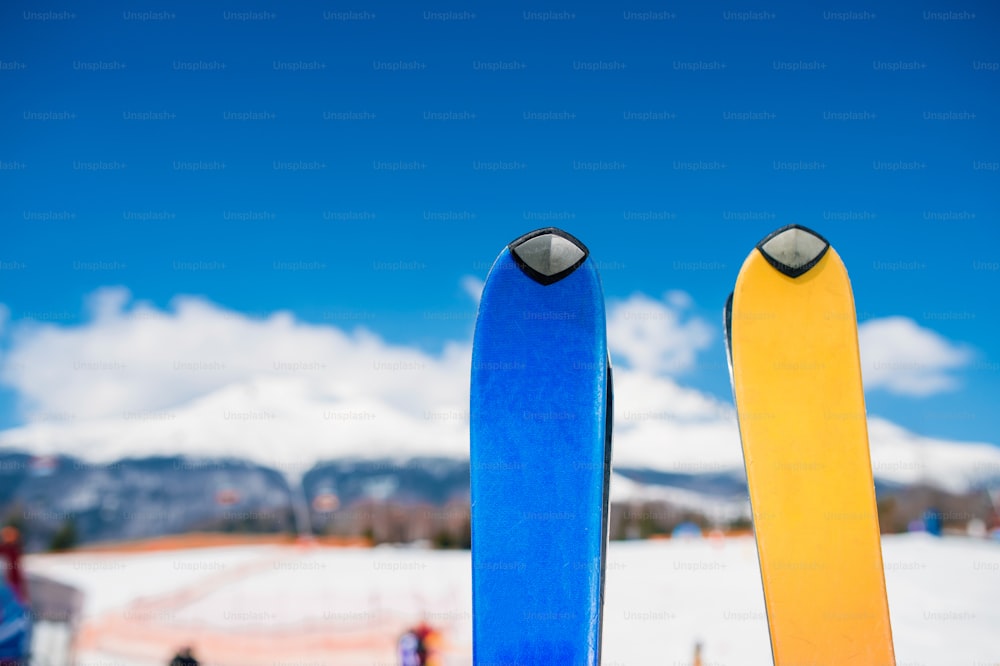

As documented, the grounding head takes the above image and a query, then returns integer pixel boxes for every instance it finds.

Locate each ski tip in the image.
[755,224,830,278]
[508,227,589,285]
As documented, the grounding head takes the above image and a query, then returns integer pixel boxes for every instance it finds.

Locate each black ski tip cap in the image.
[509,227,589,285]
[755,224,830,278]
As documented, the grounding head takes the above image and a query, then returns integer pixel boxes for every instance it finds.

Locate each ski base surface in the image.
[470,228,611,666]
[728,225,895,665]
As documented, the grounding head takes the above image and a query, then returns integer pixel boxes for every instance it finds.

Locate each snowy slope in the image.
[25,534,1000,666]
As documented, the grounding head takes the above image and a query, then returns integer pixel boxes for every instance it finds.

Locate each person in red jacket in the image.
[0,527,27,604]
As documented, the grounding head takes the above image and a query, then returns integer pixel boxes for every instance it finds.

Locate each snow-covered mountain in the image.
[2,290,996,501]
[3,395,998,495]
[3,443,996,552]
[0,375,471,477]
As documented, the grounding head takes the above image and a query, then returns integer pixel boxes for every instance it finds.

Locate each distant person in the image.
[399,628,420,666]
[0,527,27,604]
[399,621,439,666]
[169,646,199,666]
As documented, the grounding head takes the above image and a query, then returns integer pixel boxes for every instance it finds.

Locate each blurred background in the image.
[1,0,999,664]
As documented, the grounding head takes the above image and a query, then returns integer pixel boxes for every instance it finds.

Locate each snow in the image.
[26,546,278,617]
[24,534,1000,665]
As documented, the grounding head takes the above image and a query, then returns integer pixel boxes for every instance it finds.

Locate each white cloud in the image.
[0,289,996,494]
[663,290,693,310]
[859,317,974,397]
[0,288,472,475]
[606,292,713,375]
[0,288,730,476]
[86,285,131,321]
[867,417,1000,493]
[460,275,484,305]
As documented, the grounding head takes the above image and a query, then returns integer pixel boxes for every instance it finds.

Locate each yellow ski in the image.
[726,225,895,665]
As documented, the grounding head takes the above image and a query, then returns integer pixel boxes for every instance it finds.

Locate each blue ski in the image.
[470,227,612,665]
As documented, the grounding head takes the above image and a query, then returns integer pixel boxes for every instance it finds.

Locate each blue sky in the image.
[1,0,998,449]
